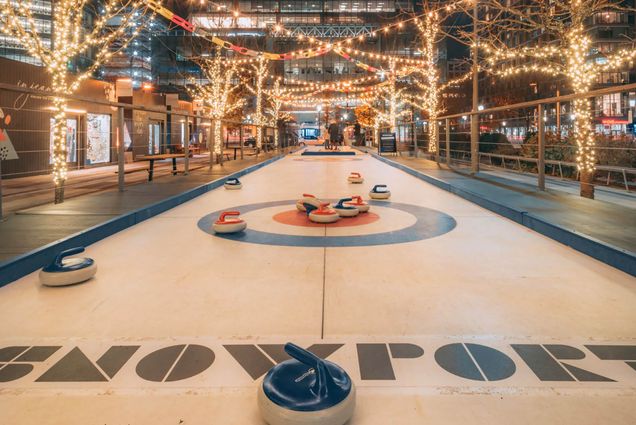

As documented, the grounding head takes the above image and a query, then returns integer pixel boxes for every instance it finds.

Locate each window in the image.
[594,11,626,24]
[598,93,622,116]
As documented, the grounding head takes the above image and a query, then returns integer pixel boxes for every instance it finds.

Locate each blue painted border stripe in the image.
[371,152,636,277]
[0,154,286,287]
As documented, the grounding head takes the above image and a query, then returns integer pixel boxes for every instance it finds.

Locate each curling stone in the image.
[213,211,247,234]
[343,196,370,213]
[296,194,324,212]
[369,184,391,200]
[333,198,359,218]
[258,342,356,425]
[224,178,242,190]
[347,172,364,184]
[39,247,97,287]
[306,203,340,224]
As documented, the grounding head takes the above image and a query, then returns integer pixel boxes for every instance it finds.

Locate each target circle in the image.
[197,200,456,247]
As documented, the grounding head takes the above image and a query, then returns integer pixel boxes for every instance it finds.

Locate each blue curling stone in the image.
[39,247,97,287]
[258,343,355,425]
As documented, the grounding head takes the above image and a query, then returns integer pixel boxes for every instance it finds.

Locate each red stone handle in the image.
[303,193,315,198]
[350,172,361,178]
[350,196,363,203]
[219,211,240,222]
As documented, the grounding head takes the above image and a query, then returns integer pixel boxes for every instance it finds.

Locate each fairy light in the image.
[0,0,150,203]
[483,2,635,177]
[243,55,269,150]
[187,47,244,159]
[266,79,288,148]
[411,11,442,153]
[362,59,410,135]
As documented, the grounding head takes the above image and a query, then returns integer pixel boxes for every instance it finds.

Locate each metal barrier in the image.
[370,82,636,196]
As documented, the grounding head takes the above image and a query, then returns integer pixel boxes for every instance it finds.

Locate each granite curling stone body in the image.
[39,247,97,287]
[306,202,340,224]
[224,177,242,190]
[213,211,247,233]
[369,184,391,200]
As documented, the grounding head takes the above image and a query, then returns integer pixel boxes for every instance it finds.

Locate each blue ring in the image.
[197,200,456,247]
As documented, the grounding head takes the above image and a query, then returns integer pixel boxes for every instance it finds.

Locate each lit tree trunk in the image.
[429,113,439,156]
[213,119,222,165]
[51,96,68,204]
[569,27,595,199]
[573,98,595,198]
[274,127,279,149]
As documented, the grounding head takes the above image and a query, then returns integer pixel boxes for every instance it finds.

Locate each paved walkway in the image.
[359,149,635,262]
[0,148,292,263]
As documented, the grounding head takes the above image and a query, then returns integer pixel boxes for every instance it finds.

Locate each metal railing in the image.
[370,82,636,197]
[0,82,284,216]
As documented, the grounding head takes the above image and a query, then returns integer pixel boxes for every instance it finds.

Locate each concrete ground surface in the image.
[0,149,635,424]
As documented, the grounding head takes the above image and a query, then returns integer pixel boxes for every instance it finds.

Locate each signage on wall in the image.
[86,113,111,165]
[379,132,397,154]
[0,107,18,161]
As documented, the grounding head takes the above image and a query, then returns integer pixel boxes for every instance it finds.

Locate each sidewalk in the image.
[0,148,292,265]
[364,149,635,275]
[1,150,258,214]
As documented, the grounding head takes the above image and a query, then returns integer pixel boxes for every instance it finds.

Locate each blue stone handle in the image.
[284,343,330,397]
[54,247,85,266]
[336,198,352,208]
[303,203,318,216]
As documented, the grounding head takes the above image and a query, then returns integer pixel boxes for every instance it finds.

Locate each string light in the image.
[187,47,245,160]
[362,58,411,136]
[483,3,636,176]
[244,55,269,150]
[0,0,150,203]
[408,11,442,153]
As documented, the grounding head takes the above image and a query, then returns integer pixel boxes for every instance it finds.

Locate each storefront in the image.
[0,57,120,178]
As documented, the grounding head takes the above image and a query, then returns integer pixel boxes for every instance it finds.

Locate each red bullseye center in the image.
[273,209,380,227]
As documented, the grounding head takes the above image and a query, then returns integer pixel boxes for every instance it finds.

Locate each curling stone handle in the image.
[350,172,361,177]
[219,211,240,222]
[372,184,387,191]
[303,203,317,215]
[302,193,315,198]
[54,247,85,266]
[285,343,330,397]
[336,198,353,207]
[285,343,322,368]
[351,196,362,203]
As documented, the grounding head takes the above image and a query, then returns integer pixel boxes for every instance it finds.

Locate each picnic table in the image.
[136,153,190,181]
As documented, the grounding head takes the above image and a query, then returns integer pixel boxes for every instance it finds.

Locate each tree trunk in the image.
[51,97,67,204]
[580,169,595,199]
[572,98,595,199]
[213,119,222,165]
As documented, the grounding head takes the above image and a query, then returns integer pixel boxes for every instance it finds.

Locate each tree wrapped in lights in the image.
[245,55,269,151]
[363,60,411,141]
[410,11,442,155]
[265,79,291,149]
[408,9,473,157]
[481,0,636,198]
[188,49,245,166]
[0,0,151,203]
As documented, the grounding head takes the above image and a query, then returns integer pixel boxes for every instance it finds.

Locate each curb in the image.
[371,152,636,277]
[0,153,287,287]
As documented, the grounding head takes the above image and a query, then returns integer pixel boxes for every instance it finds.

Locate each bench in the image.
[115,167,149,175]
